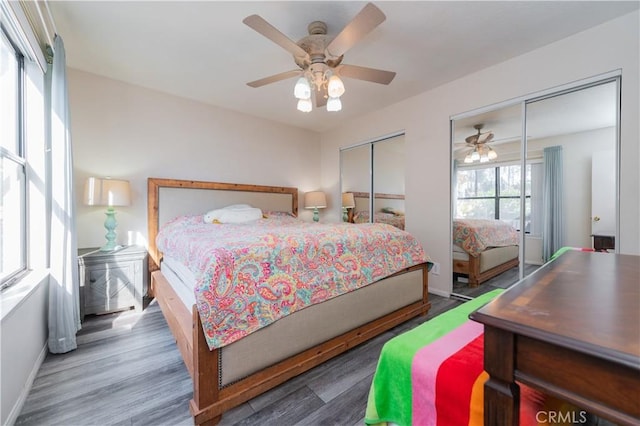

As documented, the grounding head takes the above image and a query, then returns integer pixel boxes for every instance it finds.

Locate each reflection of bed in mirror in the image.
[452,219,519,287]
[350,192,405,230]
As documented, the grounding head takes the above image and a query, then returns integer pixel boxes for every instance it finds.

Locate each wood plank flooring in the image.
[16,295,462,426]
[451,263,541,299]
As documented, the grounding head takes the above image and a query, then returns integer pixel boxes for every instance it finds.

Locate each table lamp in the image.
[304,191,327,222]
[84,177,131,251]
[342,192,355,222]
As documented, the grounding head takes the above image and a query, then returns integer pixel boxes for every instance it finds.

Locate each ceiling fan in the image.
[463,124,498,163]
[243,2,396,111]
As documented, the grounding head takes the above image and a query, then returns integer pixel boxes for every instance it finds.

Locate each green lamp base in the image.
[100,207,119,251]
[312,207,320,222]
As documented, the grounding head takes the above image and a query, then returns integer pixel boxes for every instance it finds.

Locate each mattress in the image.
[160,255,196,307]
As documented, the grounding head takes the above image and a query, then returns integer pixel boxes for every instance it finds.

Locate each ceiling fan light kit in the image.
[463,124,498,164]
[327,74,345,98]
[243,2,396,113]
[294,77,311,100]
[326,96,342,112]
[297,98,313,113]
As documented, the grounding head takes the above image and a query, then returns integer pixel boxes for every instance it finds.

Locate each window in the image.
[456,164,534,232]
[1,28,27,289]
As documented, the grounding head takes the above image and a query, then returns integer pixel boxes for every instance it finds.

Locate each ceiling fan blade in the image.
[325,3,386,58]
[243,15,310,61]
[480,132,495,144]
[465,135,479,144]
[247,70,301,88]
[315,86,328,108]
[338,64,396,85]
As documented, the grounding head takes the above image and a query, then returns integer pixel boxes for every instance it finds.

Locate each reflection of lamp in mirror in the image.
[84,177,131,251]
[304,191,327,222]
[341,192,355,222]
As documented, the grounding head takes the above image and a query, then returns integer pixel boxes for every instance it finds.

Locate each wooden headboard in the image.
[351,192,405,213]
[147,178,298,271]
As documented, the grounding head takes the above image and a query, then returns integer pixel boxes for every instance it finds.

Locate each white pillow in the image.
[221,204,252,210]
[204,206,262,224]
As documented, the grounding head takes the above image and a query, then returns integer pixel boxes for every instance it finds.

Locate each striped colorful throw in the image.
[365,289,577,426]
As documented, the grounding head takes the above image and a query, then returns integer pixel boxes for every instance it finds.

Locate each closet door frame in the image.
[340,130,406,222]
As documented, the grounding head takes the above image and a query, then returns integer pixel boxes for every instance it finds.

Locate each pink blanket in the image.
[453,219,518,256]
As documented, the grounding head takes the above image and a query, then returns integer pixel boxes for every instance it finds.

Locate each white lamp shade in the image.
[304,191,327,209]
[342,192,355,208]
[84,177,131,207]
[488,149,498,160]
[297,98,312,112]
[327,75,345,98]
[326,96,342,112]
[294,77,311,100]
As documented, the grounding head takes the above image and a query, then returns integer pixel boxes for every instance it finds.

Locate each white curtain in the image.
[542,146,564,262]
[47,35,80,353]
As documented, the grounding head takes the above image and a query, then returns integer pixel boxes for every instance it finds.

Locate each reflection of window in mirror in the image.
[340,134,406,229]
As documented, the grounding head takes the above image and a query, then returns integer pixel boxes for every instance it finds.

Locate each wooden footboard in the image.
[453,254,519,287]
[152,263,429,426]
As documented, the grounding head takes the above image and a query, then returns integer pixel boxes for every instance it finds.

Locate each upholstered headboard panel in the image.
[147,178,298,271]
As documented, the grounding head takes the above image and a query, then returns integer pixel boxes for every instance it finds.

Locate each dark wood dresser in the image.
[470,250,640,425]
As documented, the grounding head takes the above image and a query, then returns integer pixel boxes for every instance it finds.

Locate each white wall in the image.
[320,11,640,296]
[531,127,617,249]
[68,69,322,249]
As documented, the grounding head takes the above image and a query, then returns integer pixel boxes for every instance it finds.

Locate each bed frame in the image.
[348,191,404,223]
[147,178,430,425]
[452,246,519,287]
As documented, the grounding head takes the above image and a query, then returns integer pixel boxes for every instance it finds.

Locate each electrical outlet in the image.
[431,262,440,275]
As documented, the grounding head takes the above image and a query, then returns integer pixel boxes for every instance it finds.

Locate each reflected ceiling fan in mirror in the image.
[243,2,396,113]
[463,124,498,163]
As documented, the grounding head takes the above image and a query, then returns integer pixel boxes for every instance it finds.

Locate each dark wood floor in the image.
[16,295,463,426]
[16,270,616,426]
[451,263,541,299]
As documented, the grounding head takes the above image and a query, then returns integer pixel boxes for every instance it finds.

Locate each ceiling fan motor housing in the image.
[295,21,343,69]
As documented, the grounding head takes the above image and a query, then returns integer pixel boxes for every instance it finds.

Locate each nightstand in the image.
[78,245,148,318]
[592,234,615,252]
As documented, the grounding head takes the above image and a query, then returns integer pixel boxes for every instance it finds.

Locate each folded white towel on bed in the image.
[204,206,263,224]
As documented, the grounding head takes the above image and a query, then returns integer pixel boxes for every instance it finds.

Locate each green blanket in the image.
[365,289,503,425]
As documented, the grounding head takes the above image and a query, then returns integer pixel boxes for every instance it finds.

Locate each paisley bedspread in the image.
[353,211,405,230]
[156,213,429,350]
[453,219,518,257]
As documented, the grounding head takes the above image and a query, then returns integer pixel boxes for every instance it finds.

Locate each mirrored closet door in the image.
[341,133,406,229]
[451,76,620,299]
[451,104,523,297]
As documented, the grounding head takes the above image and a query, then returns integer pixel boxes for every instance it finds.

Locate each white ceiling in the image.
[453,80,618,144]
[49,1,638,133]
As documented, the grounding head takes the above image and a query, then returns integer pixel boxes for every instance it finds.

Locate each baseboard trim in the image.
[5,342,48,426]
[428,288,450,298]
